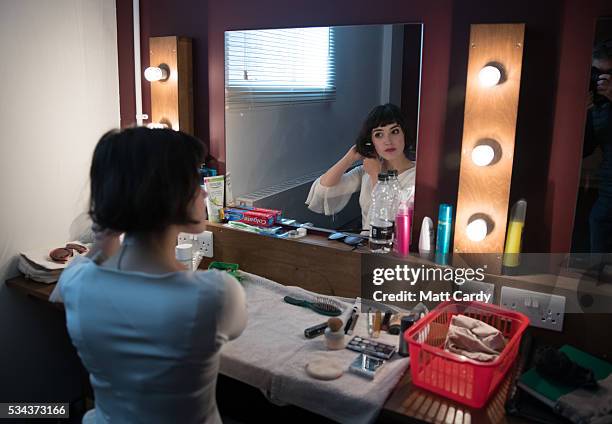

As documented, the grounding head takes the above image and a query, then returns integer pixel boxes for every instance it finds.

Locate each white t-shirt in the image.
[305,165,416,230]
[59,255,247,424]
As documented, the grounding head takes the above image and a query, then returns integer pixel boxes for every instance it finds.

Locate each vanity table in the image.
[198,221,368,298]
[5,275,531,424]
[5,274,525,424]
[6,222,612,422]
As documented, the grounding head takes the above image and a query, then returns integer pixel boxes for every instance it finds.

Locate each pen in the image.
[344,307,356,334]
[344,298,360,334]
[347,313,359,335]
[381,311,392,331]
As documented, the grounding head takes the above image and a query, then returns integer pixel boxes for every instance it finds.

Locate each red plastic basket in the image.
[404,301,529,408]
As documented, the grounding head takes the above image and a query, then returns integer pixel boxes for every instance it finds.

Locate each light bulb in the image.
[472,144,496,166]
[144,66,169,82]
[146,122,168,129]
[478,65,502,87]
[466,218,488,242]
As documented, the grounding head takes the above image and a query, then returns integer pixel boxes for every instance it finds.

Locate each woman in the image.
[59,127,247,424]
[306,103,416,230]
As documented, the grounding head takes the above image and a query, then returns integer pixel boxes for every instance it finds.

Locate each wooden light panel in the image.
[453,24,525,273]
[149,36,193,134]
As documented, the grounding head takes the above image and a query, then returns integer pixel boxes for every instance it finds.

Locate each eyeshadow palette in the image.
[346,336,396,359]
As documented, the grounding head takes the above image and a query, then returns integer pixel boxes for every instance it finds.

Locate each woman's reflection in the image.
[305,103,416,232]
[584,39,612,253]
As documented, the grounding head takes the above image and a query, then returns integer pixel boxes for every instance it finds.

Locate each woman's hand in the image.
[596,74,612,101]
[345,145,363,163]
[88,225,122,262]
[363,157,382,186]
[320,146,364,187]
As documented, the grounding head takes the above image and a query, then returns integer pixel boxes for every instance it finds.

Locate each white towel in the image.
[444,314,506,362]
[219,271,410,424]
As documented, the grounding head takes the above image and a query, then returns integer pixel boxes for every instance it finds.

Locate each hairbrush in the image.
[283,295,342,316]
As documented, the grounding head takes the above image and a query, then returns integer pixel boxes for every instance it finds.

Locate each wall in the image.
[206,0,453,239]
[380,24,405,106]
[0,0,119,401]
[124,0,609,253]
[435,0,612,253]
[547,0,612,253]
[226,25,385,198]
[439,0,565,253]
[137,0,209,142]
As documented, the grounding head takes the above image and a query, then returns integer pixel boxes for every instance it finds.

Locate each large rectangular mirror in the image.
[224,23,422,232]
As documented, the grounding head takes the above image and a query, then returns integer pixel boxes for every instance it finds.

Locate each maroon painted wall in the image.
[117,0,209,140]
[440,0,565,253]
[116,0,135,128]
[116,0,608,253]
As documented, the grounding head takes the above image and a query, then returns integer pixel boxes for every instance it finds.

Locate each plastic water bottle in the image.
[369,173,394,253]
[387,170,401,218]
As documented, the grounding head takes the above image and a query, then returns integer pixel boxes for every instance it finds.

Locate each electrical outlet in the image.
[196,230,213,258]
[500,286,565,331]
[177,232,191,246]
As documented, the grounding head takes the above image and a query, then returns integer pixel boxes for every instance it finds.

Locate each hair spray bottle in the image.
[394,190,413,257]
[435,204,453,265]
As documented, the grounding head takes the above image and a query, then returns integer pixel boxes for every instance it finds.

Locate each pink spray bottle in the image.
[394,188,413,257]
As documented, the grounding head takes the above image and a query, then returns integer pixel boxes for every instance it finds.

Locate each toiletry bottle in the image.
[394,191,412,257]
[387,169,401,218]
[503,199,527,269]
[324,317,345,350]
[176,244,193,270]
[418,216,434,259]
[435,204,453,265]
[369,173,394,253]
[398,314,417,357]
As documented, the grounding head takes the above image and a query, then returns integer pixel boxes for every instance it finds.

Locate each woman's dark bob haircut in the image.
[89,127,207,233]
[355,103,415,160]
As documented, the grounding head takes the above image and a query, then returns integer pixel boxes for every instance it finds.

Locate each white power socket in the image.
[196,230,213,258]
[177,232,192,246]
[177,232,213,259]
[500,286,566,332]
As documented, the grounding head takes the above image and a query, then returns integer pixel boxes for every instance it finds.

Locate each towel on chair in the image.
[444,314,506,362]
[556,373,612,424]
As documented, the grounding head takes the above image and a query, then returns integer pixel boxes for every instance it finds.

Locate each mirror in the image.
[224,24,422,231]
[570,18,612,268]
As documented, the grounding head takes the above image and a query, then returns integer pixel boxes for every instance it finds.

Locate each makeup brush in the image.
[283,296,342,316]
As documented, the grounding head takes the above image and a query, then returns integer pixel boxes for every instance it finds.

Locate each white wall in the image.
[0,0,119,402]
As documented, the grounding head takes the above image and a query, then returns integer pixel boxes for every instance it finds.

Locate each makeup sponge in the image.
[305,358,344,380]
[327,317,343,332]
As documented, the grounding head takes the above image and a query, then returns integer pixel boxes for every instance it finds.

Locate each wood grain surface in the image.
[150,36,193,134]
[454,24,525,274]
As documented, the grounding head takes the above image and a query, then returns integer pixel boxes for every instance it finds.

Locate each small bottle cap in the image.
[175,243,192,261]
[400,314,418,333]
[510,199,527,223]
[438,204,453,222]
